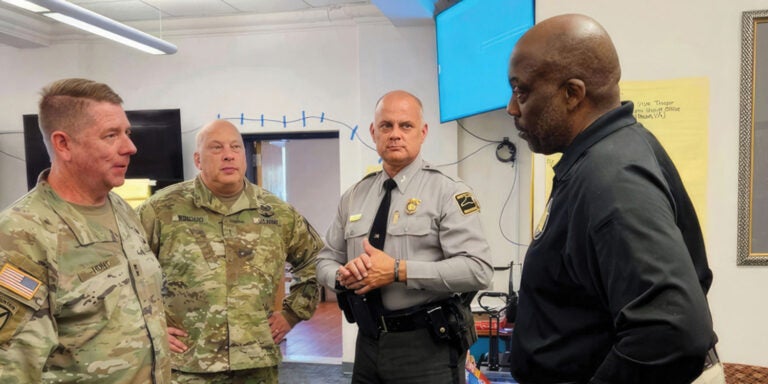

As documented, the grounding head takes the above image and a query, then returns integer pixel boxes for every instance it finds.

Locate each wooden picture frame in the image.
[737,10,768,265]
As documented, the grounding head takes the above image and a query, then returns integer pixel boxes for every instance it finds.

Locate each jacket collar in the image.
[192,175,259,215]
[36,170,120,246]
[376,156,425,194]
[553,101,637,183]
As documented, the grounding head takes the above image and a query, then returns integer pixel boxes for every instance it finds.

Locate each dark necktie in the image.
[362,179,397,320]
[369,178,397,249]
[335,178,397,339]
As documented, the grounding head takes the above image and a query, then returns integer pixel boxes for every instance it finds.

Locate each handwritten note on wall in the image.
[542,77,710,228]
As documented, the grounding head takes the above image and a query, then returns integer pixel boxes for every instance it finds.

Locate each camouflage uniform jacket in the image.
[0,171,171,384]
[137,176,323,372]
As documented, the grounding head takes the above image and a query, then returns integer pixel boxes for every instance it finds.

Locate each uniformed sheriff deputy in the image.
[316,90,493,384]
[0,78,171,383]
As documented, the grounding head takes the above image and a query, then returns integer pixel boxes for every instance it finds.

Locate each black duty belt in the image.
[378,301,449,333]
[704,347,719,369]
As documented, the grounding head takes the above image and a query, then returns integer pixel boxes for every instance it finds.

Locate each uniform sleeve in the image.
[588,167,712,383]
[0,306,56,383]
[406,182,493,293]
[281,211,324,326]
[315,194,349,290]
[0,221,56,383]
[135,201,160,256]
[134,200,178,329]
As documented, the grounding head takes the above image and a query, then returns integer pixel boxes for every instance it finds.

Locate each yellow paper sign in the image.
[542,77,709,228]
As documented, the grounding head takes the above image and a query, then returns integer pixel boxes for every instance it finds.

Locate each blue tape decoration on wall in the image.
[211,112,376,152]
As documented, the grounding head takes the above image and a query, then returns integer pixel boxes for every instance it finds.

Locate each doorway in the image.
[243,132,343,364]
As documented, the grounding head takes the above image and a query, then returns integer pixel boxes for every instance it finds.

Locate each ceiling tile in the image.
[224,0,309,13]
[306,0,370,6]
[140,0,239,18]
[70,0,169,22]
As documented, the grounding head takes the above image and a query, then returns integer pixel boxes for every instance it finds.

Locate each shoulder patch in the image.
[0,264,41,300]
[0,293,34,345]
[454,192,480,215]
[0,298,14,330]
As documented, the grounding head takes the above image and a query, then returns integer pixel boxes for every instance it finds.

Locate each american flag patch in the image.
[0,264,41,300]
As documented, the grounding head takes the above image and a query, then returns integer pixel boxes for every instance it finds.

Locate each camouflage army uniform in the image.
[0,171,171,383]
[137,176,323,374]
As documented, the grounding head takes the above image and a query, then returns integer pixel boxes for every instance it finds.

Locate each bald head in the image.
[194,119,247,197]
[370,90,428,176]
[507,14,623,154]
[196,120,241,151]
[513,14,621,109]
[375,90,424,119]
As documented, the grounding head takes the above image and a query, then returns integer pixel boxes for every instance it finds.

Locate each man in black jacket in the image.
[506,14,722,384]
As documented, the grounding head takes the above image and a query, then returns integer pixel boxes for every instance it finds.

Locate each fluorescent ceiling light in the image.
[44,12,166,55]
[2,0,177,55]
[2,0,48,12]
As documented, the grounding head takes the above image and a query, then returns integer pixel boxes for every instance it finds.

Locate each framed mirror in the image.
[738,10,768,265]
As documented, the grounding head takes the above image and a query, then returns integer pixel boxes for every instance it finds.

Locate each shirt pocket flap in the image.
[388,216,432,236]
[344,216,374,240]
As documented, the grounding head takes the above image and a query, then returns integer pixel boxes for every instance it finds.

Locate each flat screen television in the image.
[23,109,184,191]
[435,0,535,122]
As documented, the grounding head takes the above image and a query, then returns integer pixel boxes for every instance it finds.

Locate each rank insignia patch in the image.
[258,204,275,217]
[0,264,41,300]
[454,192,480,215]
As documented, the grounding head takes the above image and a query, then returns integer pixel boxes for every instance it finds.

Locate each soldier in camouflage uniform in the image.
[137,119,323,384]
[0,78,171,383]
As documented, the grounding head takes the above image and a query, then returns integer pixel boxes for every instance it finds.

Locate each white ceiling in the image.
[65,0,371,22]
[0,0,443,49]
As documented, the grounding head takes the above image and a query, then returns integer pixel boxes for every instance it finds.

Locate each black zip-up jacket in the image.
[510,102,716,384]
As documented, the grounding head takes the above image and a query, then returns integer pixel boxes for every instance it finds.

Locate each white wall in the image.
[0,23,362,205]
[1,0,767,368]
[458,109,531,296]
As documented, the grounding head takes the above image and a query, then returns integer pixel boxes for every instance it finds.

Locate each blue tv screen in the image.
[436,0,535,122]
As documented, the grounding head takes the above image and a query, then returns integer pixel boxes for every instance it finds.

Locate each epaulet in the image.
[346,169,382,192]
[362,169,382,180]
[422,163,459,182]
[148,179,193,200]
